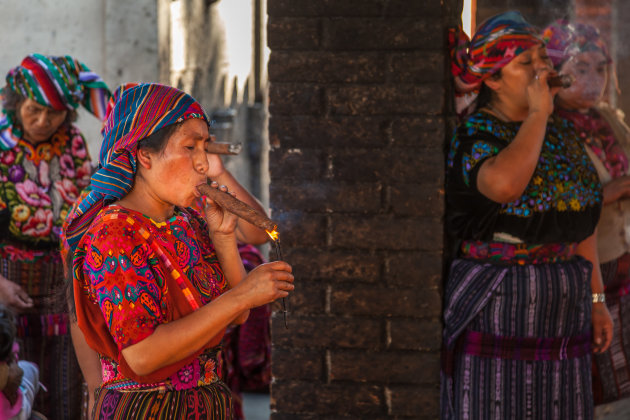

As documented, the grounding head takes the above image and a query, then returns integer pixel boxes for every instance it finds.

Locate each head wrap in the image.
[62,83,210,253]
[0,54,111,149]
[449,10,542,115]
[542,20,611,69]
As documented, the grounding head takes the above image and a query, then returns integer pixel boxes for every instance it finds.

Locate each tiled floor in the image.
[595,397,630,420]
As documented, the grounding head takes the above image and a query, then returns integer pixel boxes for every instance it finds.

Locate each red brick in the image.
[269,210,327,247]
[323,18,443,50]
[282,249,382,282]
[269,148,325,181]
[267,17,320,50]
[269,115,389,148]
[389,183,444,217]
[388,51,445,83]
[268,0,384,17]
[269,51,385,83]
[328,85,443,115]
[269,83,323,116]
[271,381,385,416]
[386,385,440,417]
[330,214,443,251]
[272,348,324,381]
[330,149,444,183]
[391,116,446,147]
[331,285,442,318]
[387,319,442,351]
[387,252,443,288]
[272,316,383,349]
[270,182,382,212]
[329,350,440,384]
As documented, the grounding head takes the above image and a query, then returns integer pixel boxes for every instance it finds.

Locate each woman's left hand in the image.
[592,302,613,354]
[202,181,239,238]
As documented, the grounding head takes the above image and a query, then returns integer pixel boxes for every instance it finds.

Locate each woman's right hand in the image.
[0,275,33,312]
[603,175,630,204]
[527,68,557,118]
[233,261,294,308]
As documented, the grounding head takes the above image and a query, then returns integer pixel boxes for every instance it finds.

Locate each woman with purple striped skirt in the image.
[444,11,614,419]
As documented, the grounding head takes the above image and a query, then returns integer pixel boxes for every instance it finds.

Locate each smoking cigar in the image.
[196,182,277,232]
[548,74,575,88]
[205,142,242,155]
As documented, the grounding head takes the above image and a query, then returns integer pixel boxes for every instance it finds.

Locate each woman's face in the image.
[556,50,608,112]
[18,98,67,143]
[141,118,211,208]
[489,44,553,113]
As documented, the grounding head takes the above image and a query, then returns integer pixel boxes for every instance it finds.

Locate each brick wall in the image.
[267,1,458,418]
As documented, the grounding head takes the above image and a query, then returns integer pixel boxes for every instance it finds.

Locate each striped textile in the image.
[0,247,82,419]
[592,255,630,404]
[0,54,110,149]
[442,256,594,420]
[63,83,210,253]
[92,381,233,420]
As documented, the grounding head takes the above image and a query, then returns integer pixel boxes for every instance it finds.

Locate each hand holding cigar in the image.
[205,142,242,155]
[548,74,575,89]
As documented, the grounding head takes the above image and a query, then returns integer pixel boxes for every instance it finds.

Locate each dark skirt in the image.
[92,382,233,420]
[442,257,594,420]
[0,250,83,420]
[593,254,630,404]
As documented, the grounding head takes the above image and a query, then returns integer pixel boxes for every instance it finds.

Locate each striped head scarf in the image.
[449,11,542,116]
[0,54,111,149]
[62,83,210,253]
[542,20,611,69]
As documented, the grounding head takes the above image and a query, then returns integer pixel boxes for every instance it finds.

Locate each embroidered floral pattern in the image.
[448,112,602,217]
[0,124,92,246]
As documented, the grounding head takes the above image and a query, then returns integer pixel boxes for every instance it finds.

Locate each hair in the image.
[0,305,16,362]
[2,86,78,128]
[137,121,184,155]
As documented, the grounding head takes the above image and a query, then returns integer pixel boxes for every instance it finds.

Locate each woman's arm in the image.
[575,230,613,353]
[121,261,293,376]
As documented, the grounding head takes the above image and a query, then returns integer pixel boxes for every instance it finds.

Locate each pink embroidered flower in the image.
[71,135,87,159]
[171,361,200,391]
[16,179,51,207]
[38,160,50,188]
[59,154,76,178]
[54,179,79,205]
[21,208,53,237]
[76,160,92,188]
[101,359,116,382]
[0,150,15,165]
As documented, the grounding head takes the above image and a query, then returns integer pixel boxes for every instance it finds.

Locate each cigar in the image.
[205,142,242,155]
[196,182,277,232]
[548,74,575,88]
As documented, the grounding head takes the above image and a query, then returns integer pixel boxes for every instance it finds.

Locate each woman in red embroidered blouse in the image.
[63,83,293,419]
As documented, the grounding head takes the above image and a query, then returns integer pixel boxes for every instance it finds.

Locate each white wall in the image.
[0,0,159,159]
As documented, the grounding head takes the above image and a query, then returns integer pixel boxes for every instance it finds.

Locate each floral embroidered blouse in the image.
[77,205,228,391]
[446,111,602,244]
[0,124,92,249]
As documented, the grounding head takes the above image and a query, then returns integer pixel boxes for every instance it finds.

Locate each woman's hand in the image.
[0,275,33,312]
[603,175,630,205]
[233,261,294,308]
[527,68,558,118]
[202,181,239,238]
[592,302,613,353]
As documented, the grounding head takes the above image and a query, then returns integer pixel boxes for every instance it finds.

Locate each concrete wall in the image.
[0,0,159,159]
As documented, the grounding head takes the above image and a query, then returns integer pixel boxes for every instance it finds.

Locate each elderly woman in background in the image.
[62,83,293,419]
[444,11,613,419]
[545,20,630,406]
[0,54,110,419]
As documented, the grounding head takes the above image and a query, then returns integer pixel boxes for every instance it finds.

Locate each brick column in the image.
[267,1,456,418]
